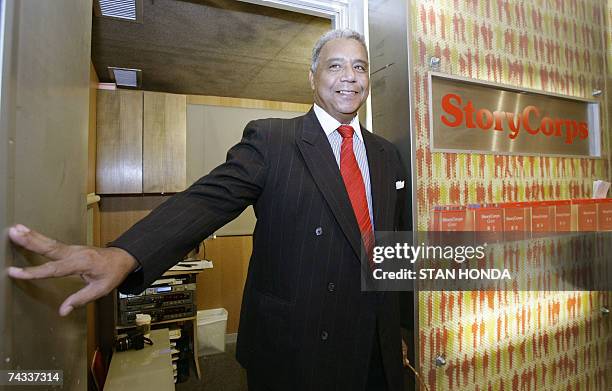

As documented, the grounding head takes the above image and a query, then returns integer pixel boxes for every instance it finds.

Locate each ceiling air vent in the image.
[94,0,143,22]
[108,67,142,88]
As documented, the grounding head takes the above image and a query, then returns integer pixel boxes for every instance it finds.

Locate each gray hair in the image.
[310,29,368,73]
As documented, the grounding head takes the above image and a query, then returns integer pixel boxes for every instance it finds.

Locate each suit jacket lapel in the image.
[296,109,362,260]
[361,126,389,232]
[361,126,390,299]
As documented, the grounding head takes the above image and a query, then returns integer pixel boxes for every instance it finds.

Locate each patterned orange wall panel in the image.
[418,290,610,390]
[410,0,612,390]
[412,0,609,231]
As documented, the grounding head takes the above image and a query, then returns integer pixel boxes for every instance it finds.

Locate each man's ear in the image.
[308,70,315,90]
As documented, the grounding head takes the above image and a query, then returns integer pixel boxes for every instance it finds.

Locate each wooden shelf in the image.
[105,329,174,391]
[163,269,206,277]
[115,315,196,330]
[152,316,196,326]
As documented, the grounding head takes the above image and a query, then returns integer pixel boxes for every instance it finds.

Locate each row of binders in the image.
[430,198,612,232]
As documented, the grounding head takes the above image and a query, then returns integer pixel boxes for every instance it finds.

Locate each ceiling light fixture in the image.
[94,0,143,22]
[108,67,142,88]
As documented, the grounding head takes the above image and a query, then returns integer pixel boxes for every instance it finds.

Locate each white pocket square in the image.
[395,181,405,190]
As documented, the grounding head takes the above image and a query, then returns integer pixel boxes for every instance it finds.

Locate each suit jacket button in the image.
[315,227,323,236]
[327,282,335,292]
[320,330,329,341]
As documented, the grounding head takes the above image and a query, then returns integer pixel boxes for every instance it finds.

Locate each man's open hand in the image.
[7,224,139,316]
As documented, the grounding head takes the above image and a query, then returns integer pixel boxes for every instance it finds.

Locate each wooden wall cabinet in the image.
[96,90,186,194]
[143,91,186,193]
[96,89,143,194]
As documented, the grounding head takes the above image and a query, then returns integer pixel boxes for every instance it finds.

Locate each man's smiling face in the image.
[309,38,369,124]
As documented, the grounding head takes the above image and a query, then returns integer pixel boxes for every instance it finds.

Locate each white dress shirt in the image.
[313,104,374,228]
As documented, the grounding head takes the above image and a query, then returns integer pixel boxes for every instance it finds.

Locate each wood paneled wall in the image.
[99,195,169,245]
[98,195,252,335]
[186,95,310,112]
[100,195,252,333]
[143,92,187,193]
[96,95,307,338]
[96,90,143,194]
[196,236,252,334]
[96,195,172,365]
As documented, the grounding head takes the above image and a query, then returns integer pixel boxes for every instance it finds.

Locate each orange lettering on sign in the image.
[439,93,589,144]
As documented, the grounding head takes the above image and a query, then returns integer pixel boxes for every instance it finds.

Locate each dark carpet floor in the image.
[176,342,247,391]
[175,342,417,391]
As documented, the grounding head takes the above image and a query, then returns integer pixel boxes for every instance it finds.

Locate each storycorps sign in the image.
[428,73,601,157]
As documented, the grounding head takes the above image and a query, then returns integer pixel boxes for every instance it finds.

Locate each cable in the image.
[405,360,430,391]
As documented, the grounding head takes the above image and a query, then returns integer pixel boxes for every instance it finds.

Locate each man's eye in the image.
[355,65,367,72]
[329,64,341,70]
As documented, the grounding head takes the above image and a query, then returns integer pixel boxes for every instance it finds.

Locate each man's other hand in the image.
[6,224,138,316]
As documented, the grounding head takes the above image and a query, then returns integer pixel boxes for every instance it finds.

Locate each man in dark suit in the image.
[8,29,409,390]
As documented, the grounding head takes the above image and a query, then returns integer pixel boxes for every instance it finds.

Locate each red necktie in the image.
[337,125,375,268]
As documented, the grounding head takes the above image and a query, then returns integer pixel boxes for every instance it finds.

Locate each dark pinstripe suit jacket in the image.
[115,109,409,391]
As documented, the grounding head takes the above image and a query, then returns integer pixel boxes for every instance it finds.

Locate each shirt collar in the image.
[313,104,363,141]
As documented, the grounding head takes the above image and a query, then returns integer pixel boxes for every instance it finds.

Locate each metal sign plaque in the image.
[428,72,601,157]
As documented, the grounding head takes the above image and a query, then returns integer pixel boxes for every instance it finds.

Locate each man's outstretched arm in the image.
[7,120,269,314]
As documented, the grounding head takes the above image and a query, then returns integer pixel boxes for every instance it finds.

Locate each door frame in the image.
[0,0,16,370]
[236,0,371,127]
[236,0,362,31]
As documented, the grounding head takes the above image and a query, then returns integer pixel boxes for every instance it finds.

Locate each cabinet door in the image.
[143,91,186,193]
[96,90,143,194]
